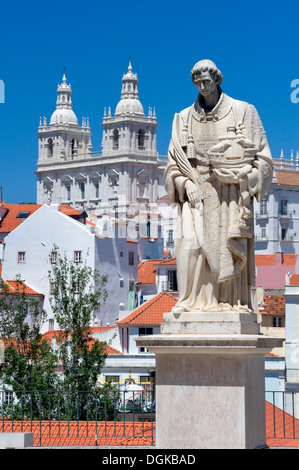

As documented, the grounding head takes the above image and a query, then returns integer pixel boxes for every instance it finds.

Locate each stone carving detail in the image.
[164,60,273,313]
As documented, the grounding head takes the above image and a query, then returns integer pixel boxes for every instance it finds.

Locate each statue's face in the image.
[194,71,217,96]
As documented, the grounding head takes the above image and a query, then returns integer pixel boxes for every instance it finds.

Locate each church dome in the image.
[115,98,144,116]
[50,108,78,125]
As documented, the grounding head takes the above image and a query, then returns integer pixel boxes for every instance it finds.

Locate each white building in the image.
[1,203,140,332]
[253,151,299,255]
[36,62,167,217]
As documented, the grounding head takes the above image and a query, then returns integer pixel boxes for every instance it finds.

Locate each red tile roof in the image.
[266,400,299,447]
[275,171,299,186]
[290,274,299,286]
[138,258,177,285]
[0,203,88,234]
[41,329,122,355]
[1,400,297,447]
[0,202,41,233]
[117,291,177,326]
[260,294,285,314]
[0,280,42,296]
[255,254,297,266]
[1,421,155,447]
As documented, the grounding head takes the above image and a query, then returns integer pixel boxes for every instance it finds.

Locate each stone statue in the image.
[164,59,273,314]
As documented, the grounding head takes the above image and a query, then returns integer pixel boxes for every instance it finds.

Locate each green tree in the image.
[48,247,113,419]
[0,277,59,418]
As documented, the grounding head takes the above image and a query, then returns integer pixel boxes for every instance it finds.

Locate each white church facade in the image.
[36,62,167,218]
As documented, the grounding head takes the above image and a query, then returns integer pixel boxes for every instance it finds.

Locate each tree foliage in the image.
[48,246,109,394]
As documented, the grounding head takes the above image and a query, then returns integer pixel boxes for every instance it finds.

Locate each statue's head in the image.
[191,60,223,96]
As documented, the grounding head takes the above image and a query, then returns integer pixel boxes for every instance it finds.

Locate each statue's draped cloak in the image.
[164,92,273,311]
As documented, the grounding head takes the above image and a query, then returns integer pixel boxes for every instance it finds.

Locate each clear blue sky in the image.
[0,0,298,203]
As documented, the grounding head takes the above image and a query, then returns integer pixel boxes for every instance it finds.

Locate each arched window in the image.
[138,129,145,149]
[48,138,53,156]
[71,138,77,156]
[113,129,119,150]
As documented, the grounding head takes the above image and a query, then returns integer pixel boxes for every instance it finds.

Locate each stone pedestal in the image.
[135,311,283,449]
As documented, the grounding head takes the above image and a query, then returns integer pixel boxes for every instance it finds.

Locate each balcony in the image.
[255,235,269,243]
[278,212,292,220]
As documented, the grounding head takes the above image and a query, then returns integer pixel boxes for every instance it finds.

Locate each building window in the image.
[272,317,283,327]
[79,182,85,200]
[120,250,124,258]
[51,251,57,264]
[94,182,99,199]
[48,138,53,156]
[280,199,288,216]
[18,251,26,263]
[50,282,56,294]
[138,129,145,149]
[49,319,55,331]
[74,251,82,263]
[74,281,81,293]
[260,199,267,215]
[66,184,71,201]
[261,228,266,239]
[139,327,153,336]
[105,375,120,385]
[113,129,119,150]
[128,251,134,265]
[281,228,287,240]
[167,229,174,246]
[168,270,178,291]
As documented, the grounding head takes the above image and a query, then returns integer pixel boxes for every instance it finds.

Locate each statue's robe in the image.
[164,91,273,312]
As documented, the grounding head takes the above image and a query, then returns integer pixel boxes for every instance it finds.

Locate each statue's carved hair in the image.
[191,60,223,86]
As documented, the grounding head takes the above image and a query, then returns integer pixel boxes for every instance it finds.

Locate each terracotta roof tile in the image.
[290,274,299,286]
[1,421,155,447]
[0,280,42,296]
[0,203,88,234]
[255,254,297,266]
[117,291,177,326]
[275,171,299,186]
[0,202,41,233]
[266,400,299,447]
[138,259,159,285]
[260,294,285,314]
[138,258,177,285]
[41,329,122,355]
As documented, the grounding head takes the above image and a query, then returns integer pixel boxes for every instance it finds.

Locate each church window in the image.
[79,182,85,199]
[138,129,145,149]
[113,129,119,150]
[48,138,53,156]
[94,182,99,199]
[66,184,71,201]
[71,139,77,156]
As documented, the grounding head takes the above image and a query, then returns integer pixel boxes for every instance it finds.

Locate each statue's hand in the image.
[213,168,239,184]
[185,180,201,205]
